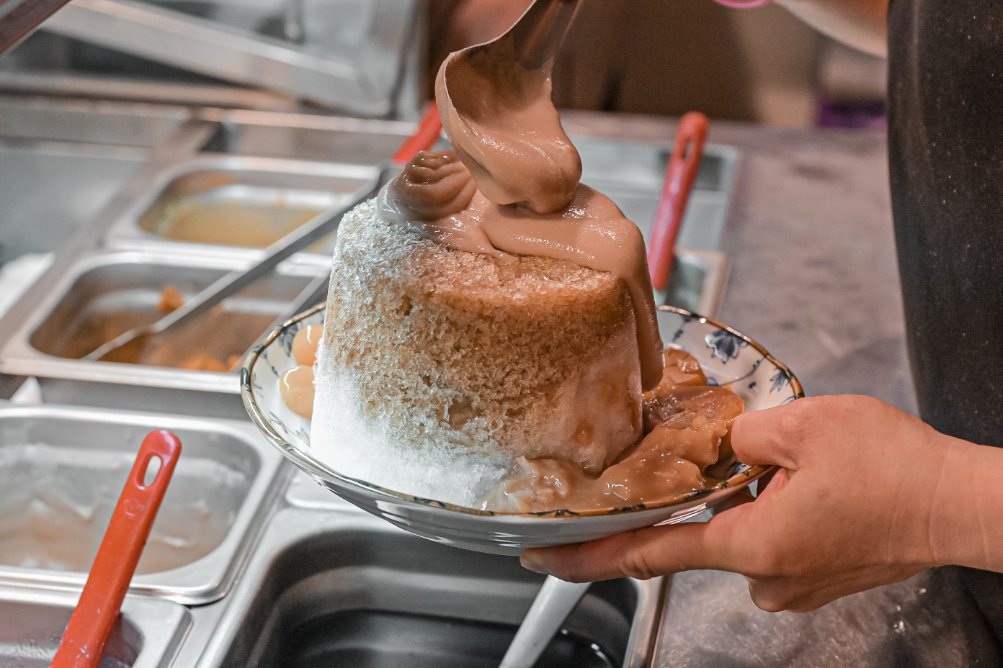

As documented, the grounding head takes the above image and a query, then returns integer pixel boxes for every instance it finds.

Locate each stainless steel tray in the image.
[0,249,324,394]
[0,585,190,668]
[103,154,379,264]
[0,98,741,664]
[37,0,423,117]
[0,404,289,604]
[660,248,729,317]
[184,508,664,668]
[576,137,738,253]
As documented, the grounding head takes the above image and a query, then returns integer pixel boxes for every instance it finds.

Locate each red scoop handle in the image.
[392,103,443,166]
[648,112,709,291]
[52,430,182,668]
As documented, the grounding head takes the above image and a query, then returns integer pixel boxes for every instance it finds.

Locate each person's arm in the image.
[520,395,1003,612]
[777,0,889,58]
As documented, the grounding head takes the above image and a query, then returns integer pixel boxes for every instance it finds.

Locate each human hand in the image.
[521,395,973,612]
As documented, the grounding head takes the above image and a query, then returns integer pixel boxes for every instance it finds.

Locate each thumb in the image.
[520,511,752,582]
[731,402,804,470]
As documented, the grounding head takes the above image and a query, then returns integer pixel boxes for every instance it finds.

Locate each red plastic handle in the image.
[647,112,709,291]
[53,430,182,668]
[391,102,443,165]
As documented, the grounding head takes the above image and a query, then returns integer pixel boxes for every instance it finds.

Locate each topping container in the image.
[0,250,324,394]
[0,404,288,604]
[0,587,189,668]
[103,155,379,263]
[0,98,741,666]
[52,430,181,668]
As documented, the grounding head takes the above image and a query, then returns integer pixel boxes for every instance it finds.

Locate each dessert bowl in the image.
[241,304,803,556]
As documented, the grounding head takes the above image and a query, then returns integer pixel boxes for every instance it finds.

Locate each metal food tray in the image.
[102,154,380,265]
[0,403,289,604]
[577,136,738,253]
[0,586,190,668]
[0,97,741,667]
[0,249,325,394]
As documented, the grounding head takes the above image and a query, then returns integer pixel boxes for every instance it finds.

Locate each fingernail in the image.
[520,551,551,575]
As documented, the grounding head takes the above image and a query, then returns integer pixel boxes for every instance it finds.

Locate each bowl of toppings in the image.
[242,6,803,555]
[241,303,803,556]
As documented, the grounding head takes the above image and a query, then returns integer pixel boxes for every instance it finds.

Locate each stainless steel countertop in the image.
[4,98,992,663]
[564,112,998,666]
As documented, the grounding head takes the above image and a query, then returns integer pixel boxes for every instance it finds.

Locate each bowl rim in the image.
[241,303,805,520]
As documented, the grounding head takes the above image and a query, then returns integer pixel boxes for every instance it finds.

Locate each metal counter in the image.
[0,98,745,667]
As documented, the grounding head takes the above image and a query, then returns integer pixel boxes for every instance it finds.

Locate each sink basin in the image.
[205,509,662,668]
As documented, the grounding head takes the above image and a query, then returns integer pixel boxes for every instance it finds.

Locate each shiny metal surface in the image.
[104,155,380,263]
[0,96,181,265]
[0,404,288,604]
[0,143,145,265]
[577,138,738,253]
[198,108,415,163]
[0,0,73,55]
[659,248,730,317]
[85,170,378,361]
[41,0,420,115]
[0,250,323,393]
[0,586,190,668]
[0,98,742,666]
[189,508,663,668]
[0,96,185,147]
[0,115,220,354]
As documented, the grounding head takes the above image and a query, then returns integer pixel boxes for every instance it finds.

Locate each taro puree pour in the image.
[281,36,745,512]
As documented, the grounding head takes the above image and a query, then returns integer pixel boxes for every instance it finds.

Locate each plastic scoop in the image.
[83,104,443,362]
[648,112,709,292]
[52,430,182,668]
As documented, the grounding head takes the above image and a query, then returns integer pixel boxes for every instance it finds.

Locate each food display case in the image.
[0,85,740,665]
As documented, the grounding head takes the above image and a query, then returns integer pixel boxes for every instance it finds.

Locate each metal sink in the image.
[189,509,663,668]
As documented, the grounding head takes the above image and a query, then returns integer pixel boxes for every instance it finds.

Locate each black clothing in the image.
[888,0,1003,648]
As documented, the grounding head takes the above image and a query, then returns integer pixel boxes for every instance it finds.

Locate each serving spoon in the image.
[439,2,594,665]
[436,0,583,214]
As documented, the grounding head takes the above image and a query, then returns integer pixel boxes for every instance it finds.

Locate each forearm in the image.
[929,437,1003,573]
[776,0,888,57]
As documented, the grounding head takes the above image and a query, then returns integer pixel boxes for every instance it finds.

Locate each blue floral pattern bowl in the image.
[241,304,804,555]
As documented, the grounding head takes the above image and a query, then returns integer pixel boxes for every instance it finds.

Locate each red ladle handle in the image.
[392,102,443,166]
[52,430,182,668]
[648,112,709,291]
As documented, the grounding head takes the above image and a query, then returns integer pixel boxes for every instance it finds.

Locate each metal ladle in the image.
[441,0,580,77]
[437,0,582,200]
[442,2,593,665]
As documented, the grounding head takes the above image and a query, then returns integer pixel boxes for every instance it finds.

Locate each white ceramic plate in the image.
[241,305,804,555]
